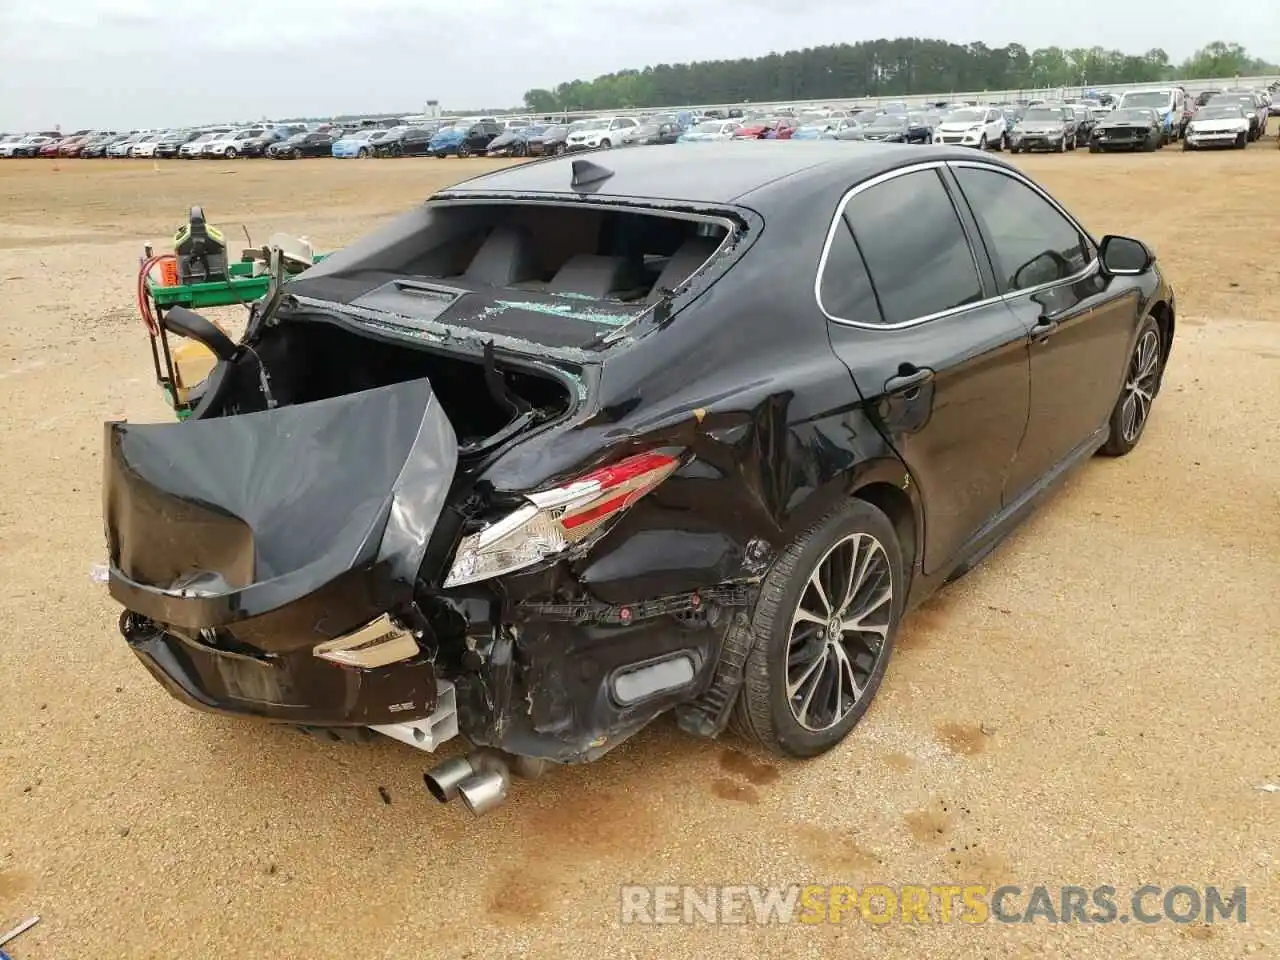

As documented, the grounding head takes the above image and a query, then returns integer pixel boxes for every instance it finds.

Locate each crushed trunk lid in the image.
[104,377,457,629]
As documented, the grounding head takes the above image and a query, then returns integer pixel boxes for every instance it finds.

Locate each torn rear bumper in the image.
[120,612,441,726]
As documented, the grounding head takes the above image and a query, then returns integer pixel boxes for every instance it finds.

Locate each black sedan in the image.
[240,127,304,157]
[266,131,337,159]
[852,114,932,143]
[375,126,436,157]
[105,145,1174,814]
[1089,108,1162,152]
[484,126,540,158]
[525,123,570,157]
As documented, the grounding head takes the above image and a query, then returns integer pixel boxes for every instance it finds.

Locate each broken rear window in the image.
[287,201,733,342]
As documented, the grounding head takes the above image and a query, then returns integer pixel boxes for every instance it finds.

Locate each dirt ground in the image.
[1,138,1278,960]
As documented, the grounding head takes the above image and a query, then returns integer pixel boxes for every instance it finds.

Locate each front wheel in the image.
[457,143,471,158]
[732,499,903,758]
[1100,318,1163,457]
[225,147,238,159]
[599,138,612,149]
[1237,132,1248,149]
[357,147,369,158]
[554,142,566,156]
[291,148,301,159]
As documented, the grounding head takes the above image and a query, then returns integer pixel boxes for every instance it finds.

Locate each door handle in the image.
[884,367,934,394]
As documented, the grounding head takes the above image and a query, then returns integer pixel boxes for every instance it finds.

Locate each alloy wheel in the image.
[1120,329,1161,443]
[785,532,893,732]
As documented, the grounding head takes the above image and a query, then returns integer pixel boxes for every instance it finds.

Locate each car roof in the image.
[436,142,994,206]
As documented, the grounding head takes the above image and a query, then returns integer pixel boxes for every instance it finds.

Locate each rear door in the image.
[948,160,1142,499]
[820,162,1032,574]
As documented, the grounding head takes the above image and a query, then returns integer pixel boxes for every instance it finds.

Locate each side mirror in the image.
[162,306,238,362]
[1099,235,1155,276]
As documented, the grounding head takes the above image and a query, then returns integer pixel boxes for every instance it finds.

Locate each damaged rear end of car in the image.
[105,157,765,812]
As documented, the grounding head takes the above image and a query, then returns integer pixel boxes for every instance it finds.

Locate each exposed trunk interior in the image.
[205,318,574,452]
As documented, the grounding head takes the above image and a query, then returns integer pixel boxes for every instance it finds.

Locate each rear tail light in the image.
[442,451,681,588]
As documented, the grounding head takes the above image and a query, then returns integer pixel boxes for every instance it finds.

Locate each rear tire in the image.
[732,499,903,759]
[1100,316,1163,457]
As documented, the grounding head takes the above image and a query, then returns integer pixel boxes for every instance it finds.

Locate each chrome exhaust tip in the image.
[456,770,509,816]
[424,756,476,803]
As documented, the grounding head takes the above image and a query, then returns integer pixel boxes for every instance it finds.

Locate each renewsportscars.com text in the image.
[619,883,1247,925]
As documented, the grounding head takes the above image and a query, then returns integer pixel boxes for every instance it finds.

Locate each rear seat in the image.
[463,224,539,286]
[548,253,646,299]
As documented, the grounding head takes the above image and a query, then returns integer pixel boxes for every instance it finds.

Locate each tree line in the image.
[522,40,1278,113]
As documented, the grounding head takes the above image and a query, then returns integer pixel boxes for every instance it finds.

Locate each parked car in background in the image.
[178,133,216,159]
[1206,91,1267,141]
[240,127,303,157]
[620,121,681,146]
[38,140,64,158]
[1088,108,1162,152]
[131,133,166,158]
[332,128,381,158]
[202,128,266,158]
[155,130,201,158]
[732,118,781,139]
[565,116,640,151]
[1117,88,1184,142]
[1070,105,1097,141]
[377,126,438,157]
[931,106,1007,149]
[849,113,931,143]
[81,134,125,158]
[678,119,743,142]
[764,118,800,139]
[430,120,504,157]
[1182,104,1251,150]
[107,134,143,158]
[484,125,544,157]
[57,134,94,157]
[3,135,56,157]
[1008,105,1079,152]
[525,124,570,157]
[267,131,336,159]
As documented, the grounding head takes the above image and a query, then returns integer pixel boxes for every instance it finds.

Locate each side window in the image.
[819,216,880,323]
[844,169,984,325]
[953,167,1091,292]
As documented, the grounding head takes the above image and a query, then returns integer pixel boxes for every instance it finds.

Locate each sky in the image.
[0,0,1276,130]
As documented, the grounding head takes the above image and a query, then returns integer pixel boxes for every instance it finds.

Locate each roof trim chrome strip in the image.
[814,157,1099,331]
[813,160,997,330]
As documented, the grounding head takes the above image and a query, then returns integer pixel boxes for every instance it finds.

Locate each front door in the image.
[948,161,1144,499]
[820,164,1032,574]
